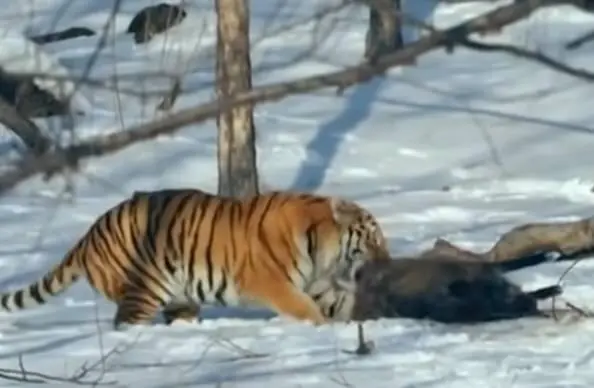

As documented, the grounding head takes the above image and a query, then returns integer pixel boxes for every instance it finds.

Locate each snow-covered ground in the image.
[2,0,594,386]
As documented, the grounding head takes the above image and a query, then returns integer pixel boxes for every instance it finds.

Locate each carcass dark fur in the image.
[348,254,562,324]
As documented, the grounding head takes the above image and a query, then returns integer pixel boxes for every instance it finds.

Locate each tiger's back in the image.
[0,188,389,329]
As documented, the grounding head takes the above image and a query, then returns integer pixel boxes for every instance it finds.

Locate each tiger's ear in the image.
[330,197,361,226]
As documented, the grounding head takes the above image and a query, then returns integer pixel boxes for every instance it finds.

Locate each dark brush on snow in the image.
[126,3,187,44]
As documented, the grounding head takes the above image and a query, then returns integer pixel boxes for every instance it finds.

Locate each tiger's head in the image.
[330,197,390,266]
[309,268,357,322]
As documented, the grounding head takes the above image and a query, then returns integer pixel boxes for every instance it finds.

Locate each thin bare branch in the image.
[459,38,594,82]
[565,28,594,50]
[0,350,121,385]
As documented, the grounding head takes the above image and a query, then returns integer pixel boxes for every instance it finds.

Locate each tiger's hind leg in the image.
[162,302,201,325]
[113,285,165,331]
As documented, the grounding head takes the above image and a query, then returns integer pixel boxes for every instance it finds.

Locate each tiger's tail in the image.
[0,240,85,312]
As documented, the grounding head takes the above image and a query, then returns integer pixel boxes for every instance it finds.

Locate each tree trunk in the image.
[215,0,259,198]
[365,0,403,63]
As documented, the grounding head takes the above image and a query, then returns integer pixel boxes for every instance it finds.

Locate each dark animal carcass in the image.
[348,254,561,323]
[314,252,567,355]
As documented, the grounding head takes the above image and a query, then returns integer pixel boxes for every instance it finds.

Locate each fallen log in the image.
[422,217,594,263]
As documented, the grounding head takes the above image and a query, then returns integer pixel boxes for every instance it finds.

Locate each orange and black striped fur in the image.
[0,188,389,330]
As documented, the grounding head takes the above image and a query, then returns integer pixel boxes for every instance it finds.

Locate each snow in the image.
[3,0,594,386]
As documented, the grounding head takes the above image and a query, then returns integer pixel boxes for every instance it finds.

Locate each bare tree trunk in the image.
[365,0,403,63]
[215,0,259,198]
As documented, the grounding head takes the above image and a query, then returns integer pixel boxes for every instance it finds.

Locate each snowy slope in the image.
[2,0,594,386]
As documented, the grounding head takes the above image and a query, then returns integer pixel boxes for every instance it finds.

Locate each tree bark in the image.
[365,0,403,63]
[215,0,259,198]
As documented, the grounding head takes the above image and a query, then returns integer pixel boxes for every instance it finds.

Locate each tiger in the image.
[309,256,363,323]
[0,188,389,330]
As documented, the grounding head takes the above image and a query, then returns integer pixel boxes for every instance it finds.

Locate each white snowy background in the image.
[2,0,594,386]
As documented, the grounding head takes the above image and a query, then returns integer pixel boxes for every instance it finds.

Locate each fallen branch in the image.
[564,300,592,318]
[565,27,594,50]
[423,217,594,263]
[459,38,594,82]
[0,0,588,194]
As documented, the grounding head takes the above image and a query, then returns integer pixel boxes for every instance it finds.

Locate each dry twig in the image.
[0,347,123,385]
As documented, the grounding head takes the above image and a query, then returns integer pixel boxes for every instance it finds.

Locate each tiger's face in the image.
[329,196,390,271]
[343,211,390,265]
[309,270,356,322]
